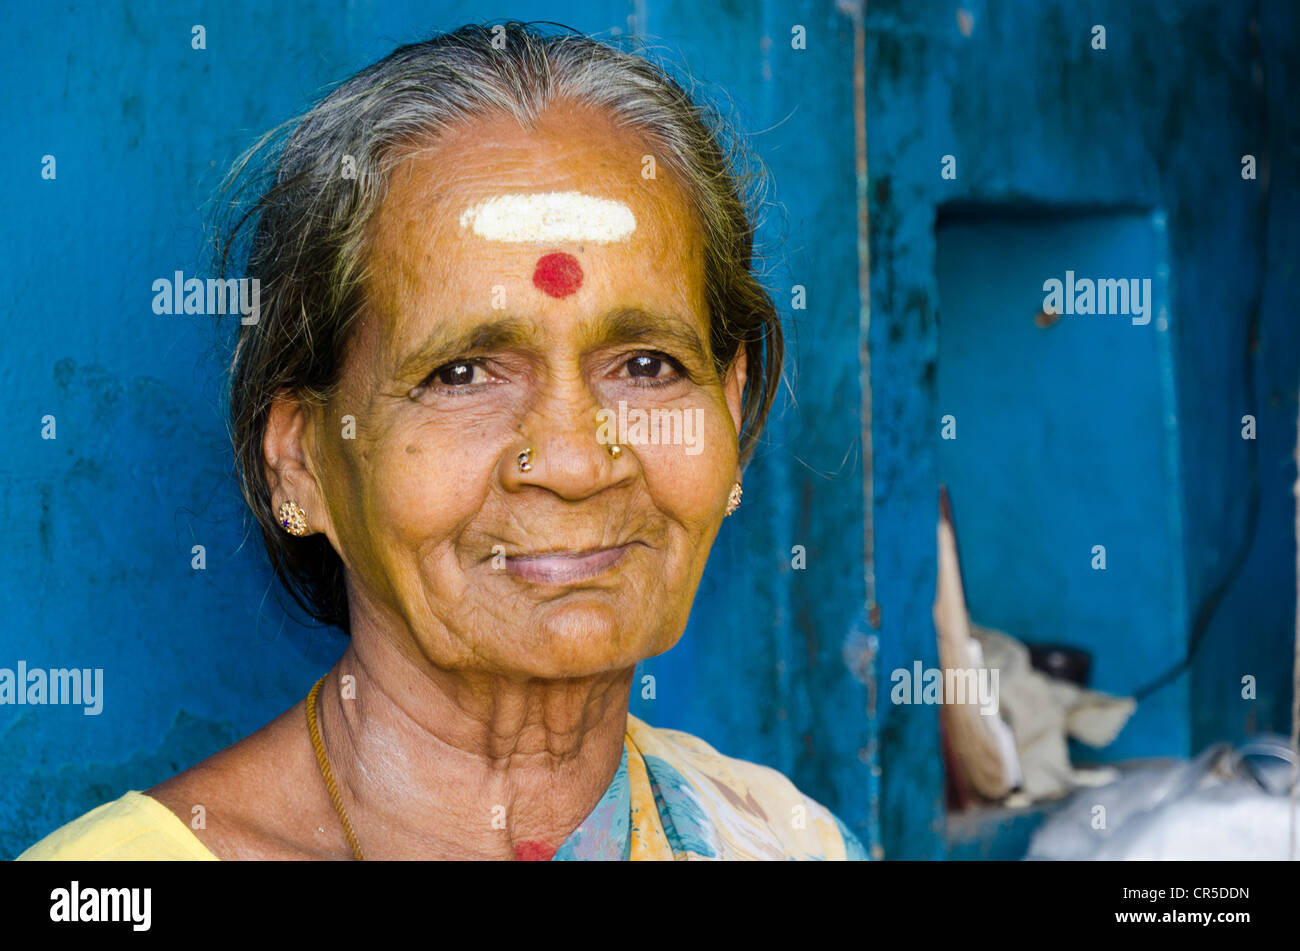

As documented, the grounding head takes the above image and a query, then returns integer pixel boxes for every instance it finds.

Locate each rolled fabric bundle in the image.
[934,487,1021,802]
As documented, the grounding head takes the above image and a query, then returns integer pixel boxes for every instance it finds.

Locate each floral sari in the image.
[553,713,868,860]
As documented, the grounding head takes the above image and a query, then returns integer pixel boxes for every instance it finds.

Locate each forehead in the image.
[361,102,707,340]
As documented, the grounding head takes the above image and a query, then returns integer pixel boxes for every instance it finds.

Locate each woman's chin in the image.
[491,599,662,680]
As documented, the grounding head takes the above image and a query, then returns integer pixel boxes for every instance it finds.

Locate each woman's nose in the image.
[499,394,625,501]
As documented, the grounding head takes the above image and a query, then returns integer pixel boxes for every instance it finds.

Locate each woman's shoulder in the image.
[624,713,870,860]
[21,702,324,861]
[16,791,218,861]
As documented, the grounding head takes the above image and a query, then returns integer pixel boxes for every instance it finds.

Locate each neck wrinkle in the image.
[314,622,634,859]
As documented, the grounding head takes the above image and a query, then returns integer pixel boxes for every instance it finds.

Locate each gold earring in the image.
[607,443,622,459]
[724,482,743,517]
[517,447,534,472]
[278,500,308,536]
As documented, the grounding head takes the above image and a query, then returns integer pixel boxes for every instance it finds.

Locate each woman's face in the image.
[285,102,746,681]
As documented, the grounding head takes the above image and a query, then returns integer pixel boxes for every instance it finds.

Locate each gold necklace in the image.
[306,675,365,860]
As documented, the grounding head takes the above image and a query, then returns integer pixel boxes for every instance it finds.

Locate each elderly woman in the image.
[21,23,865,861]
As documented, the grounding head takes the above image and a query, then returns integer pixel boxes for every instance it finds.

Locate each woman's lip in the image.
[504,545,631,584]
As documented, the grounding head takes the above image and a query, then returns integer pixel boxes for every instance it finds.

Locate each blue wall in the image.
[0,0,876,859]
[2,0,1296,862]
[935,208,1189,761]
[865,0,1299,857]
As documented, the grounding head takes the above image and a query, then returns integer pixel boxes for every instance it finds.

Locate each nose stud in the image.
[518,442,618,470]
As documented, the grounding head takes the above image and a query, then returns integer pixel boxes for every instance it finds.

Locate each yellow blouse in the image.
[18,712,867,861]
[18,789,218,861]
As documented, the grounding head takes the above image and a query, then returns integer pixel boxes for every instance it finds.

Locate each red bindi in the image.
[532,252,583,298]
[513,839,557,861]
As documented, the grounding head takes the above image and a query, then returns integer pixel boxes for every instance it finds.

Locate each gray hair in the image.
[220,21,784,633]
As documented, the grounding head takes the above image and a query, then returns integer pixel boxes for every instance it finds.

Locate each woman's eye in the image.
[411,360,501,399]
[434,362,481,386]
[628,355,663,378]
[623,353,683,383]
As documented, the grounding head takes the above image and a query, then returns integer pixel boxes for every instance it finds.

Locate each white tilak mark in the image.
[458,191,637,244]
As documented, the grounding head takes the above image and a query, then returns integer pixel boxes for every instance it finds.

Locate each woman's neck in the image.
[316,622,634,860]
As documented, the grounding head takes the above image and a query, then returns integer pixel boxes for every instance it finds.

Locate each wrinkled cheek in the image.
[636,407,736,522]
[364,437,493,579]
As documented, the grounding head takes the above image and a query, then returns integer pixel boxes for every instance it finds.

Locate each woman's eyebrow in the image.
[395,308,712,377]
[591,308,712,365]
[396,317,539,376]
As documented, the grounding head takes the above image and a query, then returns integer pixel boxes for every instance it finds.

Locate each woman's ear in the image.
[263,390,337,546]
[722,347,748,476]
